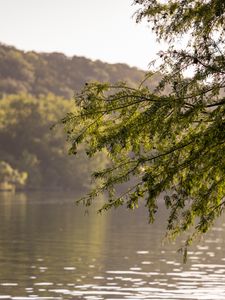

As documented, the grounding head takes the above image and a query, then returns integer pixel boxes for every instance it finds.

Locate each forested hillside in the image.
[0,44,159,98]
[0,44,157,191]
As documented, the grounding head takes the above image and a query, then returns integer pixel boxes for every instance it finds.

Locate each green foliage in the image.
[0,94,108,191]
[0,44,157,192]
[62,0,225,255]
[0,161,27,187]
[0,44,158,99]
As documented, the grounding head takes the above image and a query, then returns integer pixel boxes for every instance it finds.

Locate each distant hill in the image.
[0,44,159,99]
[0,44,161,191]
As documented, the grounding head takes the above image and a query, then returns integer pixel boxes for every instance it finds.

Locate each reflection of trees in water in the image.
[0,193,109,288]
[0,192,225,296]
[0,192,28,222]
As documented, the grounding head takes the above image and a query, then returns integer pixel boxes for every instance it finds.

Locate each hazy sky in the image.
[0,0,161,70]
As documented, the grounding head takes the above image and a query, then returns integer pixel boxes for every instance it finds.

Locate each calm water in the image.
[0,192,225,300]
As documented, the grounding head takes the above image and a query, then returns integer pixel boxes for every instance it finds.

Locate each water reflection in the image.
[0,192,225,299]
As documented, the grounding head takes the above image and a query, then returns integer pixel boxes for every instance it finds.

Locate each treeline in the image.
[0,94,108,191]
[0,44,159,191]
[0,44,160,99]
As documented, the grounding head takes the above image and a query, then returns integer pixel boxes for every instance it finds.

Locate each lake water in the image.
[0,192,225,300]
